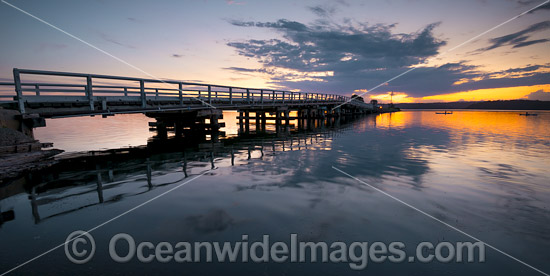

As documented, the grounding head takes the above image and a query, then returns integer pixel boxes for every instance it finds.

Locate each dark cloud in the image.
[513,38,549,48]
[126,17,142,23]
[525,89,550,100]
[229,19,308,32]
[395,64,550,96]
[501,64,543,73]
[223,66,270,74]
[171,54,183,58]
[227,19,445,73]
[517,0,550,13]
[226,17,549,97]
[479,20,550,51]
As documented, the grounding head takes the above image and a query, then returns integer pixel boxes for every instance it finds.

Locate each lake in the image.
[1,110,549,275]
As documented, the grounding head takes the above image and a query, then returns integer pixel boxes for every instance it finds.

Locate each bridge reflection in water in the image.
[0,113,373,226]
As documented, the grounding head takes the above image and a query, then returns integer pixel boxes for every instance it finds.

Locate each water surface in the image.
[1,110,549,275]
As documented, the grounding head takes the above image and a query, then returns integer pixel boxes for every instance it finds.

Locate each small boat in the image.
[519,112,538,116]
[435,111,453,115]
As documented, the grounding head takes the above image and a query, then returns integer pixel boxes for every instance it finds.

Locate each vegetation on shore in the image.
[396,100,550,110]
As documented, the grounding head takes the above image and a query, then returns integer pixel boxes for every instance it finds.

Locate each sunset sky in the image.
[0,0,549,103]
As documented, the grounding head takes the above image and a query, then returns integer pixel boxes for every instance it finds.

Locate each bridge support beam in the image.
[146,109,224,141]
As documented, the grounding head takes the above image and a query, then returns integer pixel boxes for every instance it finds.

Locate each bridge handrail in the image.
[14,68,332,96]
[4,68,371,113]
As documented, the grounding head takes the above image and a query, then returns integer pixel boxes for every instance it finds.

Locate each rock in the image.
[0,127,34,146]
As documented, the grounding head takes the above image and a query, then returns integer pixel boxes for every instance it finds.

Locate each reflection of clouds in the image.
[478,163,530,180]
[225,110,550,249]
[186,209,235,233]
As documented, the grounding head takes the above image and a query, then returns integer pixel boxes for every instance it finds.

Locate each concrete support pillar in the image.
[244,111,250,133]
[210,115,219,130]
[261,112,266,131]
[284,110,290,126]
[156,120,168,138]
[175,121,183,137]
[255,111,261,132]
[239,111,244,133]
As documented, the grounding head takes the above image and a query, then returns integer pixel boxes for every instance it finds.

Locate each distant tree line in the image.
[351,94,364,102]
[396,100,550,110]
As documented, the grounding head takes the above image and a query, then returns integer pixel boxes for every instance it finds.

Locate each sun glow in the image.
[368,84,550,103]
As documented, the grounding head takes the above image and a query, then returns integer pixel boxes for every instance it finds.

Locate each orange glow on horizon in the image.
[368,84,550,103]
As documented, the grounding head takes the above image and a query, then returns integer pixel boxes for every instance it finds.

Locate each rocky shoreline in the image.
[0,127,63,183]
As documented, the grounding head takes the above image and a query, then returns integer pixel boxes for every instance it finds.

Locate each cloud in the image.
[478,20,550,51]
[171,54,183,58]
[335,0,350,7]
[126,17,142,23]
[517,0,550,13]
[525,89,550,100]
[227,19,445,73]
[226,0,245,5]
[226,17,447,95]
[229,19,308,31]
[99,32,136,49]
[513,38,549,48]
[307,5,336,17]
[225,16,549,97]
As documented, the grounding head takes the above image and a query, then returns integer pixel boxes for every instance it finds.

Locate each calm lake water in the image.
[1,110,549,275]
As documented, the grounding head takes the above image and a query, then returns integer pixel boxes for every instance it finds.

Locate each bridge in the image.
[0,68,375,141]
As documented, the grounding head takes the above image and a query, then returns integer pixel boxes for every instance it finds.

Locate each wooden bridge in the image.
[0,68,375,139]
[0,68,372,116]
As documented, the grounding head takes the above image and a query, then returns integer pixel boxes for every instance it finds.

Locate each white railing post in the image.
[282,91,285,103]
[208,85,212,104]
[179,83,183,106]
[87,75,94,111]
[140,80,146,108]
[229,87,233,105]
[13,68,25,113]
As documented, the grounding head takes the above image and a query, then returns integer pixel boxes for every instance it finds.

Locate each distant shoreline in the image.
[393,100,550,110]
[399,109,549,111]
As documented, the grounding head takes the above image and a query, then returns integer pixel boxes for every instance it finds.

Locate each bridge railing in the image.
[4,69,370,113]
[0,82,16,103]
